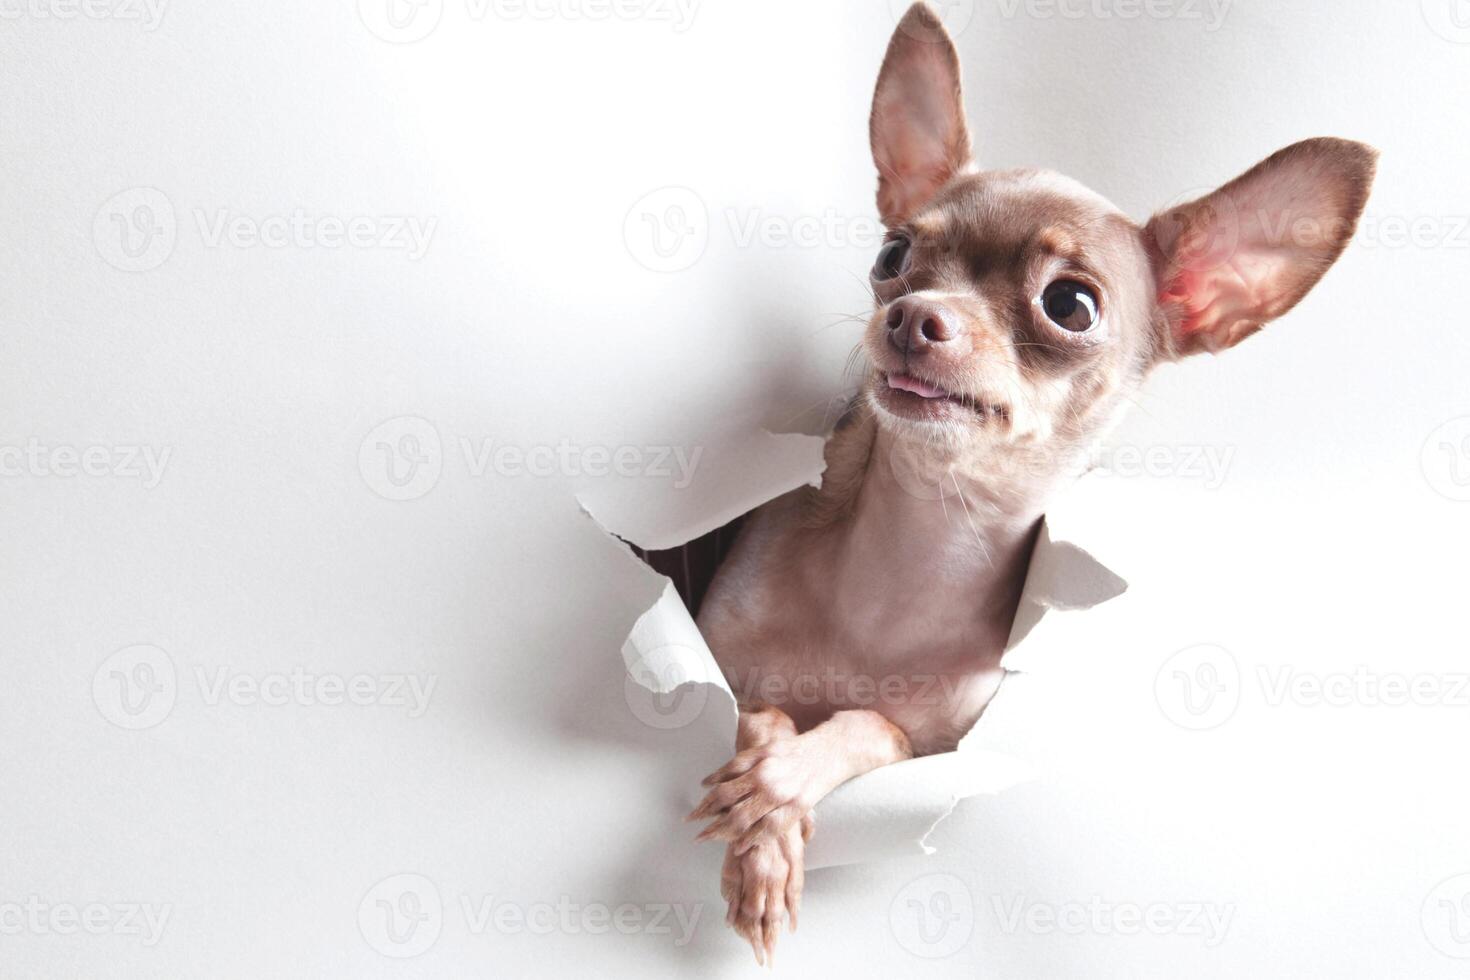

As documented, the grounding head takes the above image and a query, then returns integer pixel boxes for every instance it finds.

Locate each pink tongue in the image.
[888,373,947,399]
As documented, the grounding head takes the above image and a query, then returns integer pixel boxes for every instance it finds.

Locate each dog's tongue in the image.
[887,373,947,399]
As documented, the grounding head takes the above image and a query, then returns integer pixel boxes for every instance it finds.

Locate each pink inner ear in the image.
[1155,152,1367,355]
[871,33,970,224]
[1164,247,1292,351]
[880,51,955,154]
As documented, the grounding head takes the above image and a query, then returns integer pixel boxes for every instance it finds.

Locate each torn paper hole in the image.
[580,431,1127,871]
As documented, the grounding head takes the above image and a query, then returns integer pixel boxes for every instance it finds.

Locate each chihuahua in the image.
[688,1,1375,963]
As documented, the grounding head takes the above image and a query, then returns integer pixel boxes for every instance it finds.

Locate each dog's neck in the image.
[811,408,1068,641]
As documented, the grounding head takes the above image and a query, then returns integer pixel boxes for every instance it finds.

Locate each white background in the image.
[3,0,1469,975]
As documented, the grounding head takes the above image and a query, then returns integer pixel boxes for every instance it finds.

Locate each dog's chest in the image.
[705,559,1009,754]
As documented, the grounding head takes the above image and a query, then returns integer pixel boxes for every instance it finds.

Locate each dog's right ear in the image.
[870,3,972,227]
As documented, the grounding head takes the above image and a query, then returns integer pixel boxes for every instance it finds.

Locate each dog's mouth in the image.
[877,372,1004,423]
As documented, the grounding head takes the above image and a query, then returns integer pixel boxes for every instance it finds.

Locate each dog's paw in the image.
[737,703,798,747]
[690,738,817,853]
[720,817,810,966]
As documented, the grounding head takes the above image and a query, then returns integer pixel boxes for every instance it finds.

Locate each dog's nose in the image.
[885,297,960,353]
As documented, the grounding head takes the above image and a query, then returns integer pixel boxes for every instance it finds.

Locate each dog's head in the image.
[862,3,1376,470]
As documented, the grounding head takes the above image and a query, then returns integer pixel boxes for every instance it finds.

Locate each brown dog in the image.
[689,1,1376,963]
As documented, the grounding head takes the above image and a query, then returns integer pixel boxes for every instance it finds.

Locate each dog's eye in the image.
[872,237,911,281]
[1041,280,1100,332]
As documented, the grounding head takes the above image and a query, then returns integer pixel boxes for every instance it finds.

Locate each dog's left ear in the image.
[1146,137,1378,357]
[870,3,972,226]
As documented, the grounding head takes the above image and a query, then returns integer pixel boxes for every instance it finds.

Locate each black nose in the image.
[885,297,960,353]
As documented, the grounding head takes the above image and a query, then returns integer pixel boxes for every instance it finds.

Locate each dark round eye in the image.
[872,237,911,281]
[1041,280,1100,332]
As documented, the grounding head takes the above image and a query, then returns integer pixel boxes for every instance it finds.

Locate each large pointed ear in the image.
[1145,137,1378,357]
[870,3,972,227]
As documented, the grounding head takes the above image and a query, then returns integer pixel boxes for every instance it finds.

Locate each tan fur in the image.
[690,2,1377,962]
